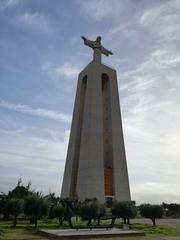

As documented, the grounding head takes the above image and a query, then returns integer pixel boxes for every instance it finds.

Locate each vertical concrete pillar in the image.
[61,60,131,203]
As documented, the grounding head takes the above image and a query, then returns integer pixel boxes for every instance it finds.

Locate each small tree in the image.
[45,193,60,219]
[4,198,22,227]
[53,203,65,227]
[24,195,48,228]
[140,204,163,226]
[8,178,32,199]
[111,201,137,226]
[0,193,9,220]
[79,199,100,227]
[0,179,32,221]
[71,198,81,222]
[61,198,74,228]
[162,202,180,217]
[97,203,106,225]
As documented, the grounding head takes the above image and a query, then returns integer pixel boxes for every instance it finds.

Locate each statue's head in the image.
[96,36,101,43]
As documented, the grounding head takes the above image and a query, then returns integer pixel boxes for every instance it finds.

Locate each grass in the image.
[0,228,47,240]
[1,219,180,240]
[131,223,180,236]
[1,229,180,240]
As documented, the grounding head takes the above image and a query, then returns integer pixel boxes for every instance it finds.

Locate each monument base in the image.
[39,228,145,239]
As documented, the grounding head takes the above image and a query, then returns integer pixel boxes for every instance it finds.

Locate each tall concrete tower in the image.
[61,36,131,203]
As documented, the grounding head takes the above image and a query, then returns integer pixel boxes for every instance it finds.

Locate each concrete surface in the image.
[39,228,145,239]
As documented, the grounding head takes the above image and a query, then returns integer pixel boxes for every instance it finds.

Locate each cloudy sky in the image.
[0,0,180,204]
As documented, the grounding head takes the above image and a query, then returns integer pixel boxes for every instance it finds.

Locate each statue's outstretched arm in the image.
[81,36,94,49]
[81,36,113,56]
[101,46,113,56]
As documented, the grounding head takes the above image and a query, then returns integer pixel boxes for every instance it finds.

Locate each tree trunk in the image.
[35,216,38,228]
[68,218,73,228]
[97,218,100,226]
[13,214,17,227]
[127,218,130,224]
[59,218,63,227]
[152,218,156,227]
[87,219,91,227]
[3,213,10,221]
[110,217,116,227]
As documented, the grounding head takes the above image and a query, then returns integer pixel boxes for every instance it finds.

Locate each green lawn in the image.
[131,223,180,237]
[1,219,180,240]
[1,229,180,240]
[0,228,47,240]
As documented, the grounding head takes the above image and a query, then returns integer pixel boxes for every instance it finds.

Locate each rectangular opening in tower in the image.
[71,75,87,196]
[102,73,114,197]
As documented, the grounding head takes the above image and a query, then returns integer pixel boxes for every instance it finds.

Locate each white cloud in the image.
[120,48,180,94]
[0,99,71,123]
[139,0,180,41]
[119,45,180,203]
[0,0,23,11]
[0,174,62,196]
[42,62,81,80]
[14,11,53,34]
[0,133,69,170]
[1,0,180,203]
[55,63,80,78]
[0,128,70,194]
[131,183,180,204]
[78,0,124,21]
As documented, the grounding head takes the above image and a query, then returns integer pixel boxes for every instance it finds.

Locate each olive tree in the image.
[53,203,65,226]
[97,203,106,225]
[79,199,100,227]
[4,198,22,227]
[61,198,75,228]
[24,195,48,228]
[111,201,137,226]
[140,204,163,226]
